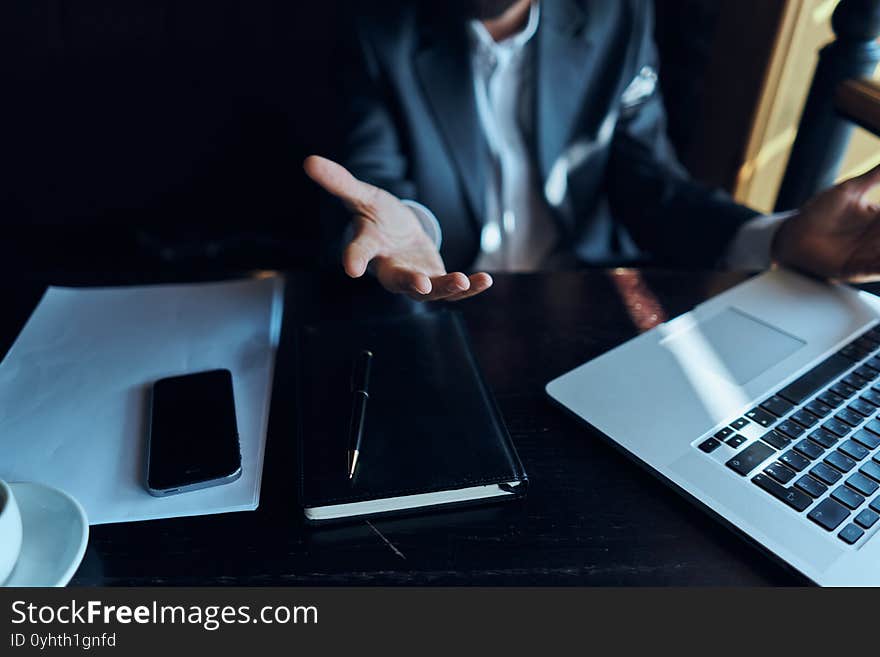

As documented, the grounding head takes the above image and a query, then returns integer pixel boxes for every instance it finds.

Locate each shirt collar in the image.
[468,1,541,55]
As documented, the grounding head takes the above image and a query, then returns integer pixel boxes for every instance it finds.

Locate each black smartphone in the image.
[146,369,242,496]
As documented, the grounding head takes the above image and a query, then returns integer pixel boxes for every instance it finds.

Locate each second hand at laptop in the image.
[348,350,373,480]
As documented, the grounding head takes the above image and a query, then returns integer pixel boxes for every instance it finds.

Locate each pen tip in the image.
[348,450,359,480]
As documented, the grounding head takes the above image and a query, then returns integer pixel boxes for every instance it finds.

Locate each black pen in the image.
[348,350,373,480]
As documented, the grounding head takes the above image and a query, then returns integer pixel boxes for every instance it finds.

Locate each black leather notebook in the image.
[297,311,527,522]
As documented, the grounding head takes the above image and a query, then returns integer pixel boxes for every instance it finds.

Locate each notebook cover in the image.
[297,310,527,520]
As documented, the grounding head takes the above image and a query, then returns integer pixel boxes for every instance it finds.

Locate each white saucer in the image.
[2,482,89,587]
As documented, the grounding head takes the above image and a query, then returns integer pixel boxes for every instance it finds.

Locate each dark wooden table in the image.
[3,269,812,585]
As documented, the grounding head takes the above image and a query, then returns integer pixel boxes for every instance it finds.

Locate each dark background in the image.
[0,0,729,271]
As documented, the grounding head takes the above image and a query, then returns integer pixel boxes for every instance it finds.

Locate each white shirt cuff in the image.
[401,200,442,249]
[724,211,797,270]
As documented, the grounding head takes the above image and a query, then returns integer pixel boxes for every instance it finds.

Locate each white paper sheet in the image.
[0,276,284,525]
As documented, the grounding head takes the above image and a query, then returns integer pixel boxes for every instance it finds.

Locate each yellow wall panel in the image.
[734,0,880,211]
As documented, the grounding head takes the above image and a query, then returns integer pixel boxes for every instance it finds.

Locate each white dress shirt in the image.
[403,1,788,272]
[468,3,558,271]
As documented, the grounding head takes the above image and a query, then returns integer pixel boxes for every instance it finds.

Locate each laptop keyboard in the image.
[696,325,880,547]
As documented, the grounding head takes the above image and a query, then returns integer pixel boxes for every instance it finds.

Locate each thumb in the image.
[303,155,375,211]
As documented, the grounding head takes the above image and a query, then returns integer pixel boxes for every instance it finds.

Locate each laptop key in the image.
[831,382,859,399]
[809,498,851,531]
[843,373,869,389]
[745,408,776,428]
[795,475,828,498]
[811,462,843,485]
[855,335,879,351]
[791,410,820,428]
[752,474,812,512]
[836,408,864,427]
[714,427,734,441]
[823,419,851,437]
[838,523,865,545]
[832,485,865,510]
[855,508,879,529]
[862,390,880,406]
[761,430,791,450]
[778,354,853,404]
[871,498,880,514]
[776,420,806,440]
[727,434,747,449]
[859,461,880,483]
[854,365,878,382]
[806,400,834,418]
[826,450,857,473]
[839,439,870,461]
[781,450,811,472]
[856,349,879,362]
[794,439,824,460]
[852,429,880,450]
[846,336,874,354]
[819,391,846,409]
[765,462,796,485]
[863,418,880,435]
[809,428,838,449]
[841,344,870,361]
[698,438,722,453]
[730,417,750,430]
[760,395,795,417]
[726,441,776,476]
[846,472,879,497]
[848,399,876,417]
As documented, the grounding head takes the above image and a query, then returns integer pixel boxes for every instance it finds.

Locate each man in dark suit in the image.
[305,0,880,302]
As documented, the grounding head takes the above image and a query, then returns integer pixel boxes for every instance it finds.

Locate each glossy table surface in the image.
[2,268,827,585]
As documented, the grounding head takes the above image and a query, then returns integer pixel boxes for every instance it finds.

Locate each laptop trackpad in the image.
[661,307,805,385]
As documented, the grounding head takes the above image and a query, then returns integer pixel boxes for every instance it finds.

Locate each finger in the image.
[446,273,493,302]
[407,272,468,301]
[374,260,433,296]
[851,161,880,193]
[303,155,376,211]
[342,231,382,278]
[400,272,470,302]
[446,273,494,302]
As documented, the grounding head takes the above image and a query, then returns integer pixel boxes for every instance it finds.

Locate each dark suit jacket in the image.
[329,0,760,271]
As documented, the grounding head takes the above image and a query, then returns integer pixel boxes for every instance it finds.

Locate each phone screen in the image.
[147,369,241,494]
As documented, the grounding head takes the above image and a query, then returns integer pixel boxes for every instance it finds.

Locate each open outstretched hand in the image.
[304,155,493,301]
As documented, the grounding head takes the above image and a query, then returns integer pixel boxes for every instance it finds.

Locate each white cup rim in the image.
[0,479,23,586]
[0,480,11,516]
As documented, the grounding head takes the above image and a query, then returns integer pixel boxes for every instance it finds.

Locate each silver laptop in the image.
[546,268,880,586]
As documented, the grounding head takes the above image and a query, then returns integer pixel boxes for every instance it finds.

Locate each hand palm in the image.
[304,156,492,301]
[351,191,447,284]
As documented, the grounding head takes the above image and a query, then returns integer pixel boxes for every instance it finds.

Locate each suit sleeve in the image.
[604,0,760,267]
[339,25,417,198]
[317,16,420,262]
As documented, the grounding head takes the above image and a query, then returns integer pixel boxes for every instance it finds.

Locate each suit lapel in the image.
[414,22,487,225]
[536,0,597,182]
